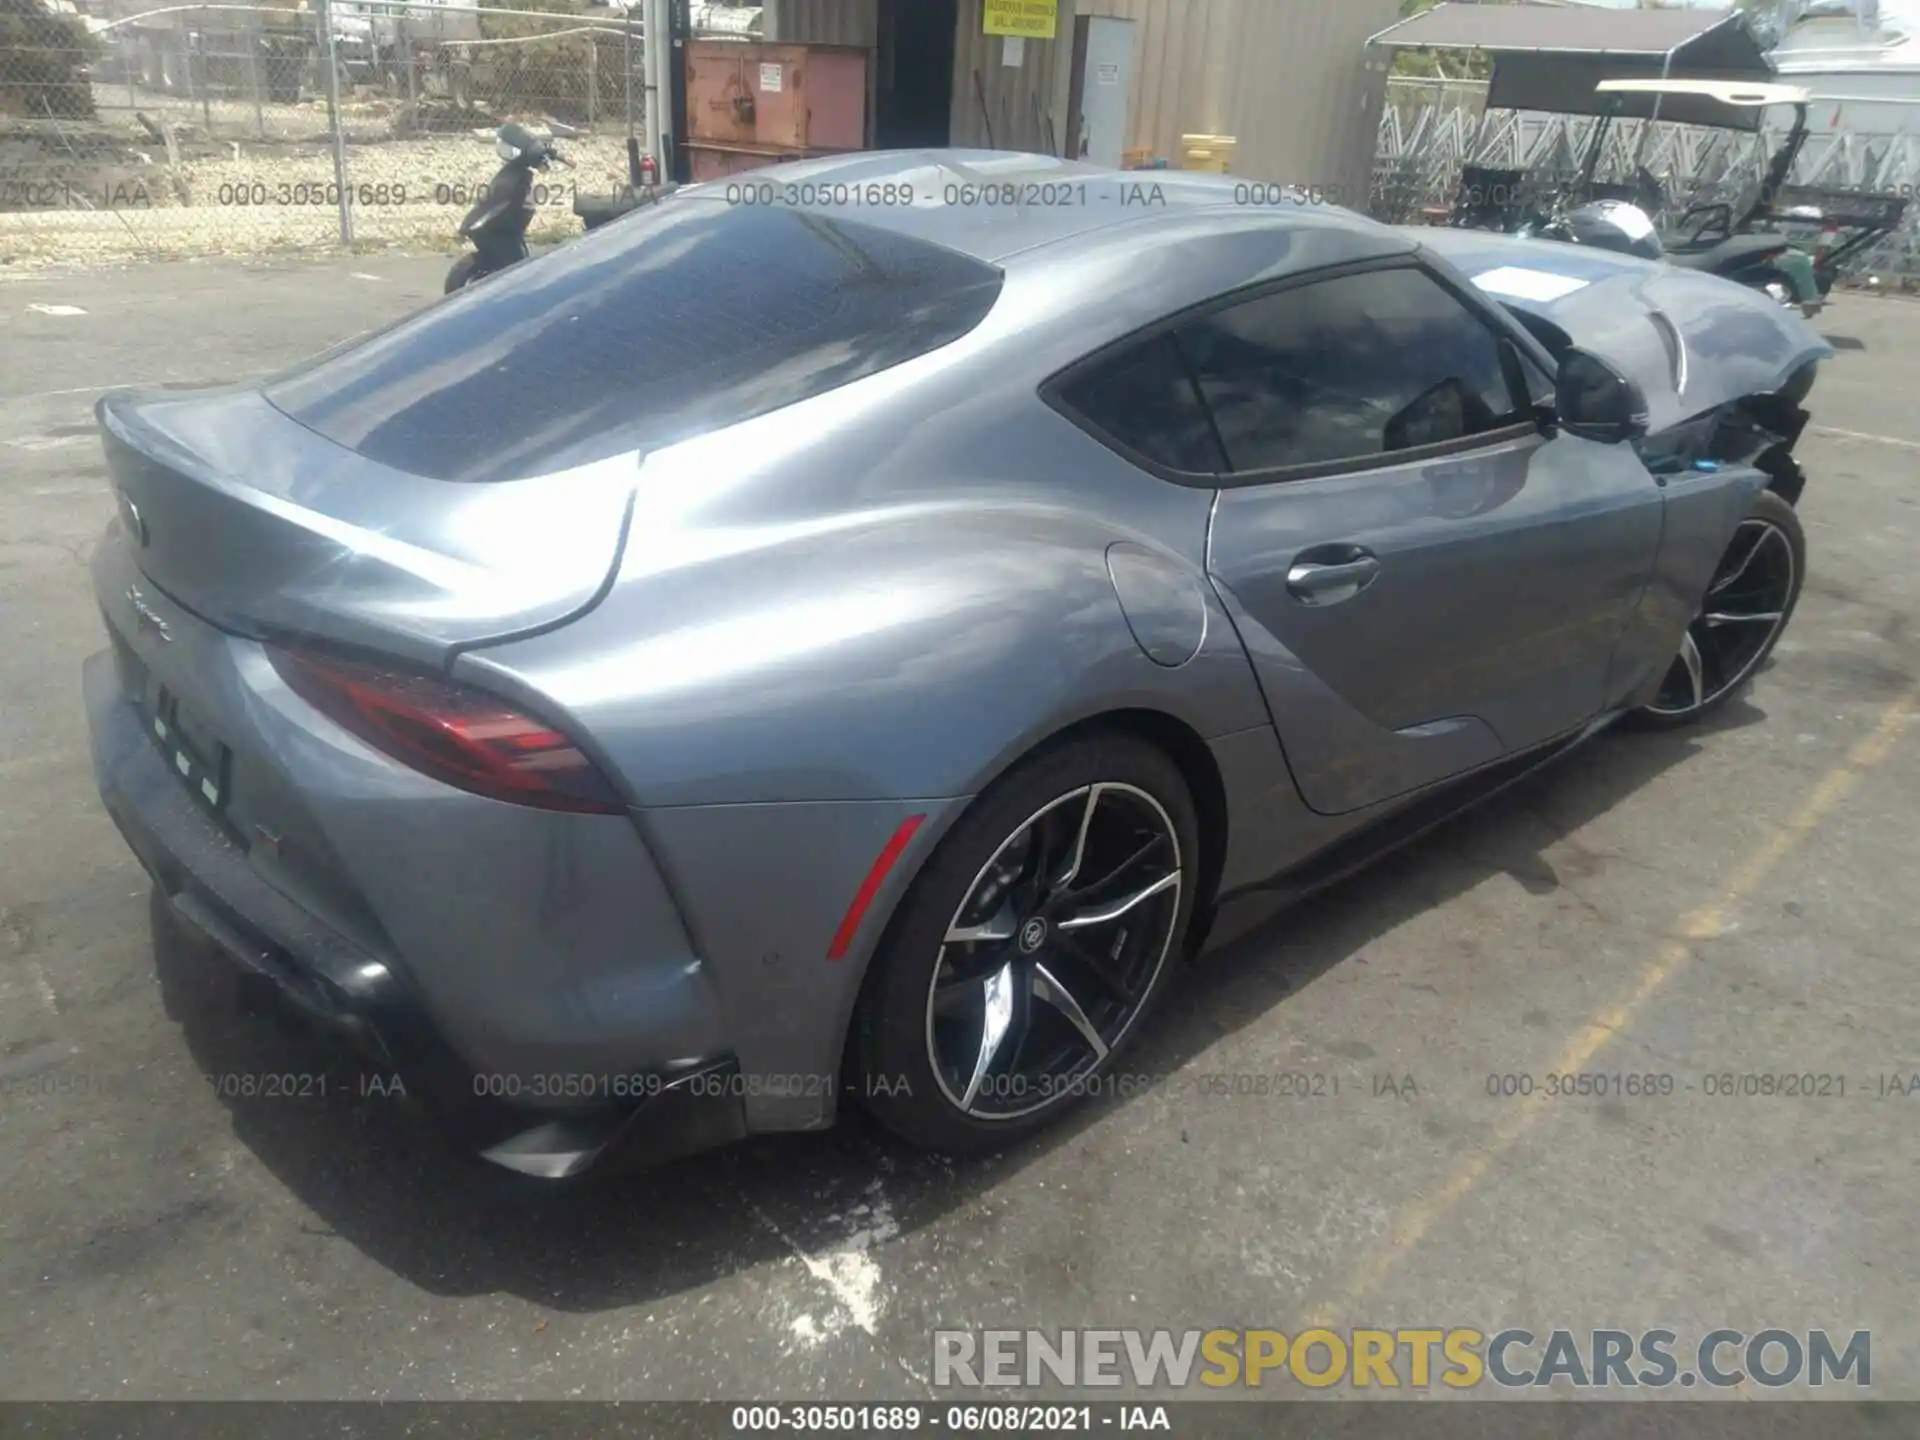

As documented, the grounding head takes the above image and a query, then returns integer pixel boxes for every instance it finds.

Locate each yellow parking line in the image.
[1302,680,1920,1329]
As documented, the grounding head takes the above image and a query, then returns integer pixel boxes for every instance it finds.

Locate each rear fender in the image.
[454,501,1270,810]
[453,505,1273,1130]
[1764,249,1822,306]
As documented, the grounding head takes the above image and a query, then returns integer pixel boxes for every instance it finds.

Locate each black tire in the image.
[853,731,1199,1155]
[443,253,479,294]
[1629,487,1806,730]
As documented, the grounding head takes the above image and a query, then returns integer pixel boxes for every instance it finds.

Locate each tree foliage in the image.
[1391,0,1493,82]
[1731,0,1790,46]
[0,0,98,119]
[479,0,584,42]
[473,0,631,124]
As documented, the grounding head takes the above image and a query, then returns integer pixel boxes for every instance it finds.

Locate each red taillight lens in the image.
[266,643,626,816]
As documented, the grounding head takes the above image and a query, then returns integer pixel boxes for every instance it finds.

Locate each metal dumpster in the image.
[684,39,870,182]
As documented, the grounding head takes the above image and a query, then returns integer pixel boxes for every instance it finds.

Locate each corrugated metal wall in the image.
[948,0,1073,153]
[762,0,1396,203]
[773,0,1068,154]
[1075,0,1399,203]
[767,0,877,47]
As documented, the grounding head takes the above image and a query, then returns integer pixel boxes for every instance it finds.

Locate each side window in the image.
[1515,347,1556,409]
[1053,332,1227,474]
[1498,303,1570,404]
[1174,267,1526,476]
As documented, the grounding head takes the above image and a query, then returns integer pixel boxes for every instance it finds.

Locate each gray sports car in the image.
[84,152,1831,1177]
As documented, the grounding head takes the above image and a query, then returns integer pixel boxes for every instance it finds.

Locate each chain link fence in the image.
[11,8,1920,283]
[1,0,647,262]
[1370,77,1920,286]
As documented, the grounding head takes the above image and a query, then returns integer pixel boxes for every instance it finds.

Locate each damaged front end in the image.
[1635,356,1819,506]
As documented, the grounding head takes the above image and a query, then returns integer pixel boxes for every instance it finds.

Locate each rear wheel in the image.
[853,733,1198,1154]
[1631,489,1805,729]
[443,253,479,294]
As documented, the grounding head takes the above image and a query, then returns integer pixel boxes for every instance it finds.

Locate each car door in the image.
[1189,259,1664,816]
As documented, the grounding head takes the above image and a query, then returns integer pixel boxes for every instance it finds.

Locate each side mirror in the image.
[1554,348,1649,445]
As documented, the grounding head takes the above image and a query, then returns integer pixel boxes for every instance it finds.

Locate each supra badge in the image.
[126,584,171,643]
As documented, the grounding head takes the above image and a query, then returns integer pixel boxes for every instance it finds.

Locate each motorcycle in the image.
[444,122,572,295]
[1517,195,1821,316]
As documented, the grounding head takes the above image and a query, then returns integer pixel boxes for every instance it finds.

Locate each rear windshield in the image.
[263,200,1004,483]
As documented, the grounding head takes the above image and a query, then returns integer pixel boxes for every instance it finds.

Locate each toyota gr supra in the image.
[83,152,1831,1177]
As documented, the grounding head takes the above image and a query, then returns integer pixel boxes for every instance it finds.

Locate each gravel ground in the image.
[1,87,638,261]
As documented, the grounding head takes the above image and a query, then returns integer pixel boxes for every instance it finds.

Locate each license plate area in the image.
[154,690,231,813]
[120,636,232,815]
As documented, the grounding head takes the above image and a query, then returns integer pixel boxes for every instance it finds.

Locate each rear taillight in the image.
[266,643,626,815]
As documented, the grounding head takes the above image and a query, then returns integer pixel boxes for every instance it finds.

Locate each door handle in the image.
[1286,551,1381,606]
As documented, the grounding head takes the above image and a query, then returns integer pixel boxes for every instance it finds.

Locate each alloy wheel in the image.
[1646,517,1797,717]
[924,783,1183,1121]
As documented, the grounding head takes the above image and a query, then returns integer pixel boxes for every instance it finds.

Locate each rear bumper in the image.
[84,647,748,1176]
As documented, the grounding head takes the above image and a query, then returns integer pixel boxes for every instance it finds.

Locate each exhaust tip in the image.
[480,1120,610,1180]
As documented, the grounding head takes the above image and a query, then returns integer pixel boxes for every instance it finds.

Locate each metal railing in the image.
[0,0,648,261]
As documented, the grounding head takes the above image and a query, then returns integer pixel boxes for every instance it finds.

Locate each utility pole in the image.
[645,0,671,179]
[319,0,354,245]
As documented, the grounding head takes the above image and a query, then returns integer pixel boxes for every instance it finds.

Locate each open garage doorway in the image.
[875,0,958,149]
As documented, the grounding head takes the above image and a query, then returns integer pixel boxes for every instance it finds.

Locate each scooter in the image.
[444,122,571,295]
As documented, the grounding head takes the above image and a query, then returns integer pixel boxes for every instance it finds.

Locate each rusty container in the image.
[684,40,872,182]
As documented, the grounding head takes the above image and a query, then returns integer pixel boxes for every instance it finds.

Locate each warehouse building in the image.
[688,0,1398,207]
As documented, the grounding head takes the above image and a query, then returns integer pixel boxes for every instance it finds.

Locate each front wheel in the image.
[852,733,1199,1154]
[1631,488,1806,729]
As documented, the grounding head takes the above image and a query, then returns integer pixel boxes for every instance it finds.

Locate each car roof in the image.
[671,149,1407,269]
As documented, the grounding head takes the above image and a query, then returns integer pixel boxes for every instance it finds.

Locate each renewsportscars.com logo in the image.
[931,1328,1872,1391]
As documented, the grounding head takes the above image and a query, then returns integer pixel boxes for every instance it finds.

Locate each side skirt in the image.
[1211,712,1621,921]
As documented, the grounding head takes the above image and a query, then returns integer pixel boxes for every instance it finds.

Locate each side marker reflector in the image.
[827,814,927,961]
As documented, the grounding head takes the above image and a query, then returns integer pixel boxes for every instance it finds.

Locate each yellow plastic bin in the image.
[1181,133,1238,173]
